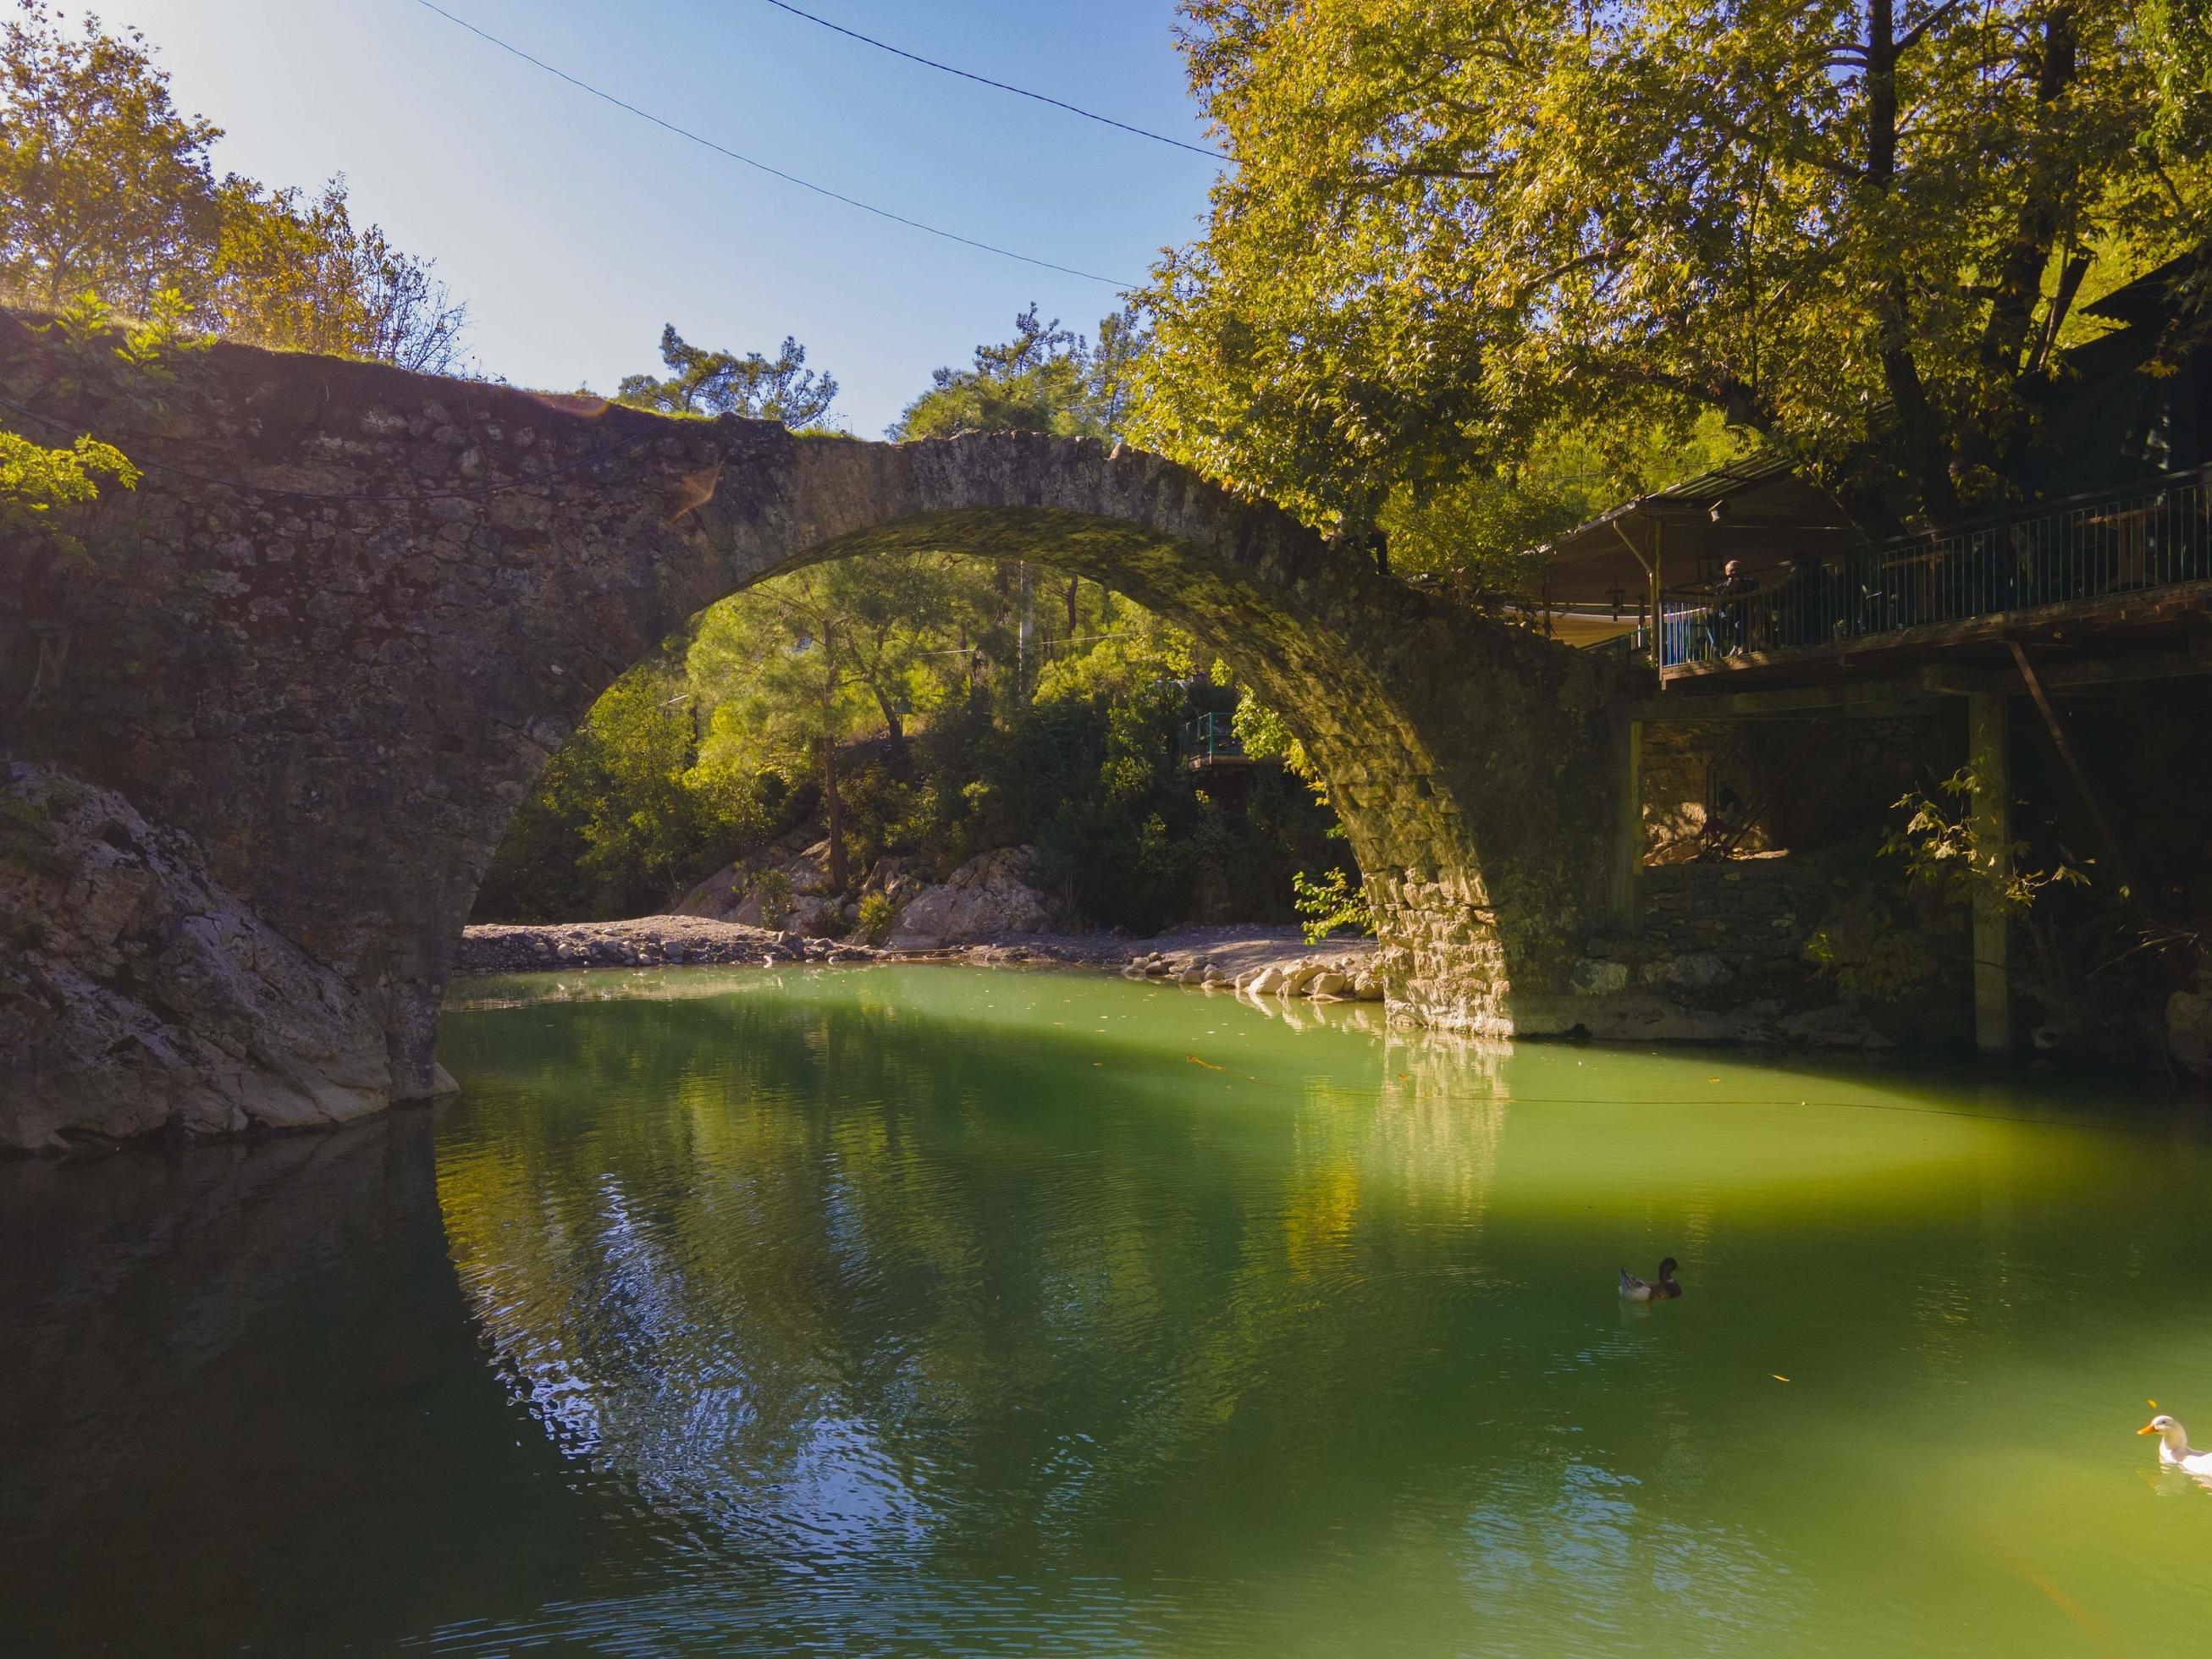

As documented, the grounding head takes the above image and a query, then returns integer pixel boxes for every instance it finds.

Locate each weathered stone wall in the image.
[2,317,1636,1135]
[1641,713,1948,863]
[1562,705,1967,1046]
[1567,845,1970,1045]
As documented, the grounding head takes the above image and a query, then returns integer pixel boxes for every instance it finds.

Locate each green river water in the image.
[7,963,2212,1654]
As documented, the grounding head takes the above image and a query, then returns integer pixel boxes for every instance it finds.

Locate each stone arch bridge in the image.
[1,321,1630,1148]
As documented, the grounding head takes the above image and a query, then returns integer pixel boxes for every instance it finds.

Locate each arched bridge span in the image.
[2,319,1629,1138]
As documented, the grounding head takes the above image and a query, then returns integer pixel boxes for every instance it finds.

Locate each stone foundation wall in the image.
[1567,845,1970,1045]
[1642,713,1950,863]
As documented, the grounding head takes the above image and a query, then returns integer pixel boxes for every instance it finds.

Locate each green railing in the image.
[1659,468,2211,668]
[1182,711,1246,765]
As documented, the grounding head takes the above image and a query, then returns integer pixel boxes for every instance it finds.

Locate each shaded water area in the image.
[8,965,2212,1653]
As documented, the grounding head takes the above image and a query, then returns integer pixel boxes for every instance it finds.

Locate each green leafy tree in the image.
[209,176,467,372]
[0,6,465,364]
[1290,867,1376,945]
[616,325,838,426]
[1805,767,2088,1001]
[891,303,1146,441]
[0,3,215,312]
[688,560,931,893]
[2143,0,2212,132]
[0,425,134,543]
[1138,0,2206,534]
[1382,411,1754,598]
[1,291,207,717]
[474,664,722,920]
[0,420,135,712]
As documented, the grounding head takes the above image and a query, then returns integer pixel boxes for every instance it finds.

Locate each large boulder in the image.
[2167,975,2212,1078]
[675,835,836,927]
[1,763,393,1153]
[885,846,1063,951]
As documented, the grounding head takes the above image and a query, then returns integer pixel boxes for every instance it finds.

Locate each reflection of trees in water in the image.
[433,986,1546,1573]
[1459,1454,1805,1649]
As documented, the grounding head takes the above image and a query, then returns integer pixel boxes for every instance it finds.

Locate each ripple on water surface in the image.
[5,964,2212,1655]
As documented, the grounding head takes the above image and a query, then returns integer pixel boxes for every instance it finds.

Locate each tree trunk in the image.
[1981,8,2079,377]
[1018,560,1034,693]
[1864,0,1961,521]
[821,726,848,894]
[1969,6,2080,473]
[873,685,909,774]
[1065,576,1079,639]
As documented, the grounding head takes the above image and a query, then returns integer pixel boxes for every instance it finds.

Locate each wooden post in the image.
[1611,519,1663,670]
[1613,718,1644,927]
[1649,523,1664,670]
[2007,640,2142,908]
[1967,690,2011,1056]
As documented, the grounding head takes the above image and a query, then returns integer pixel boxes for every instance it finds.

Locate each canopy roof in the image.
[1534,453,1866,605]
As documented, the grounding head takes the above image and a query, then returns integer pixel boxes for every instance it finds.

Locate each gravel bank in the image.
[455,918,1376,979]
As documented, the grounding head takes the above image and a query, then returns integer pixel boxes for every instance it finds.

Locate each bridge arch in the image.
[3,321,1627,1125]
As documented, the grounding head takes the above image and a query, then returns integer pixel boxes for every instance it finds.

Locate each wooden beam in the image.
[1924,646,2212,698]
[2008,641,2143,910]
[1920,664,2010,697]
[1631,677,1933,721]
[1967,691,2011,1057]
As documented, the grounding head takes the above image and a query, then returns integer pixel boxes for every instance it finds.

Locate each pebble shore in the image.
[455,918,1379,991]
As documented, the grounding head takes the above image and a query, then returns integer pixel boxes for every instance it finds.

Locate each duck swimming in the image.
[2139,1414,2212,1473]
[1619,1258,1681,1303]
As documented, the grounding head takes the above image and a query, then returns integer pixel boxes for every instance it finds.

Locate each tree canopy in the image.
[892,303,1145,441]
[615,326,840,426]
[0,3,466,368]
[1133,0,2209,533]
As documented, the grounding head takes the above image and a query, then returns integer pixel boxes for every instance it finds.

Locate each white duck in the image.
[2138,1414,2212,1473]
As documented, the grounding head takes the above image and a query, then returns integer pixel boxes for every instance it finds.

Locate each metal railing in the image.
[1583,628,1649,664]
[1181,711,1246,766]
[1658,468,2211,669]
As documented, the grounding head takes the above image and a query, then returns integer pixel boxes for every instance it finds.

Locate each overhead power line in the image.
[756,0,1222,159]
[411,1,1138,288]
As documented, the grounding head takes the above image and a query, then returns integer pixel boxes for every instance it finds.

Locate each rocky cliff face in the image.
[885,847,1064,950]
[678,841,1064,950]
[0,763,395,1153]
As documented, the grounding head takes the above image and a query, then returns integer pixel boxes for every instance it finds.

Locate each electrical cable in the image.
[755,0,1222,159]
[411,1,1139,288]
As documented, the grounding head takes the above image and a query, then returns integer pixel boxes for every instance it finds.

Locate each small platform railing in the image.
[1658,469,2211,670]
[1181,711,1248,768]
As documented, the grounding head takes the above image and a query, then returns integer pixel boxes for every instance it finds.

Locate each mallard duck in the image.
[1619,1258,1681,1303]
[2139,1414,2212,1472]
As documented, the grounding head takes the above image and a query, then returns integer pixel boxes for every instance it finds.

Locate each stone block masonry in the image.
[2,315,1636,1143]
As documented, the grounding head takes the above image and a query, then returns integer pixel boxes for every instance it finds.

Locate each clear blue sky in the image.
[102,0,1221,433]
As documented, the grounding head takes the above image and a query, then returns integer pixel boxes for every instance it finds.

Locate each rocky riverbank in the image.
[457,917,881,973]
[454,917,1378,989]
